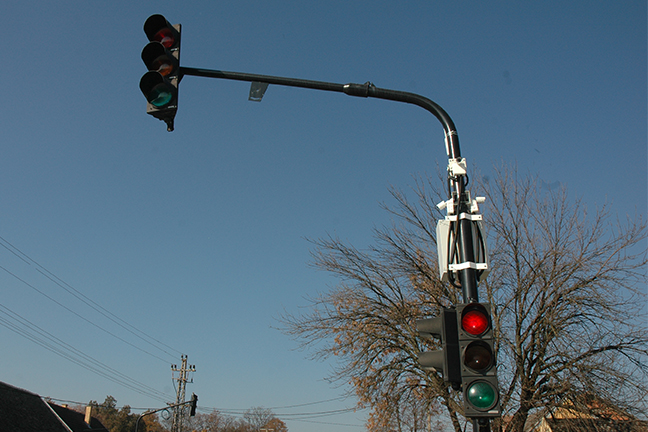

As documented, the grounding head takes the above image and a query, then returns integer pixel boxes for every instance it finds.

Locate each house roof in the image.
[49,402,109,432]
[545,418,648,432]
[0,381,108,432]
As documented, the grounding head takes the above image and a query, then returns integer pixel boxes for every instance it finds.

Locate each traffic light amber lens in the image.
[148,83,173,107]
[151,55,174,76]
[464,341,493,371]
[466,381,497,410]
[462,309,489,335]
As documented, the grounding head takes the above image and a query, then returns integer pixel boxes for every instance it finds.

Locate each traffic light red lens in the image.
[462,309,489,335]
[153,28,176,48]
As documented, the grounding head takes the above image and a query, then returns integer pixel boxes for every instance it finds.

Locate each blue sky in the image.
[1,1,645,430]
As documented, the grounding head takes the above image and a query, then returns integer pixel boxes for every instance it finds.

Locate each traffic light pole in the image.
[177,65,488,431]
[180,65,480,305]
[140,14,493,430]
[179,67,459,153]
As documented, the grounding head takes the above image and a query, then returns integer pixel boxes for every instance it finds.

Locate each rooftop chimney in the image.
[85,406,92,425]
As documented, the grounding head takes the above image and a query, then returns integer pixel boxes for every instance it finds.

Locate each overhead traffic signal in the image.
[140,14,181,131]
[189,393,198,416]
[416,308,461,389]
[456,303,500,418]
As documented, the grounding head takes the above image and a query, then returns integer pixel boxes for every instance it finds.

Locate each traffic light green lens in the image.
[148,84,173,107]
[466,381,496,410]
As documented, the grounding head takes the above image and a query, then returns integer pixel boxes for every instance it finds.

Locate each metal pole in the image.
[180,67,476,299]
[178,64,486,430]
[179,67,461,160]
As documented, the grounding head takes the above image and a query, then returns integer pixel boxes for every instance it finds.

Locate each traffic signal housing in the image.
[189,393,198,416]
[140,14,181,131]
[416,308,461,389]
[456,303,501,418]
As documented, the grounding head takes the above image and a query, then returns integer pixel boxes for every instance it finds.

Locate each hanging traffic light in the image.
[456,303,501,418]
[416,308,461,389]
[140,14,181,131]
[189,393,198,416]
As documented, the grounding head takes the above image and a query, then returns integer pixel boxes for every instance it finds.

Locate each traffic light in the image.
[416,308,461,389]
[456,303,500,418]
[189,393,198,416]
[140,14,181,131]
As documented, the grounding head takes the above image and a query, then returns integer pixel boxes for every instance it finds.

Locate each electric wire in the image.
[0,235,183,403]
[188,395,359,419]
[0,263,172,364]
[287,419,363,427]
[266,395,346,409]
[0,236,361,420]
[271,407,358,419]
[0,235,183,361]
[209,406,358,418]
[47,396,364,428]
[0,303,170,402]
[207,407,364,428]
[0,305,167,400]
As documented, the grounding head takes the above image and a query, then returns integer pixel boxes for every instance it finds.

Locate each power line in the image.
[266,395,347,409]
[0,302,170,403]
[199,396,350,415]
[273,408,359,419]
[288,418,364,428]
[198,403,361,420]
[0,263,172,364]
[0,235,362,424]
[47,396,365,428]
[0,235,183,362]
[47,398,168,412]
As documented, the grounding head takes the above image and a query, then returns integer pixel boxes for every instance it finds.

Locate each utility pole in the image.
[171,355,196,432]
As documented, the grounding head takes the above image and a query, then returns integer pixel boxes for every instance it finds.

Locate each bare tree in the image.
[282,165,647,432]
[183,409,227,432]
[183,408,287,432]
[482,167,648,432]
[243,407,275,432]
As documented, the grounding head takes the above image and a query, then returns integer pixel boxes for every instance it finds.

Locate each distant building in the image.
[0,380,108,432]
[524,394,648,432]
